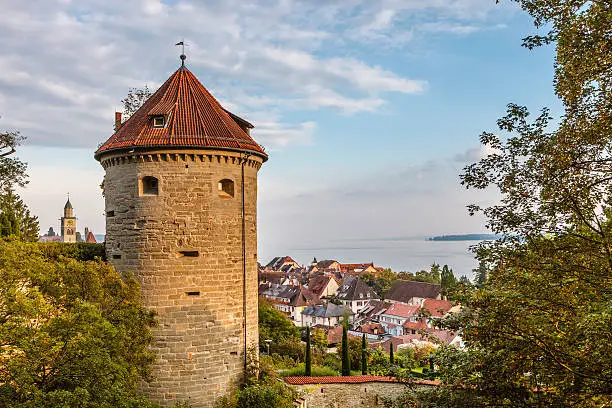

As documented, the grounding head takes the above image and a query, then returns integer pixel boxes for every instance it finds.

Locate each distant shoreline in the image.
[428,234,501,242]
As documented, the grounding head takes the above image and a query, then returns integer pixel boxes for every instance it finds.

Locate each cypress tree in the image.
[305,326,312,376]
[341,324,350,376]
[361,333,367,375]
[389,342,394,365]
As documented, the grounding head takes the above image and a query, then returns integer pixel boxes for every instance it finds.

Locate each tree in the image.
[0,189,38,241]
[361,334,368,375]
[341,324,350,376]
[440,264,457,298]
[0,239,157,407]
[410,1,612,406]
[0,124,27,192]
[472,260,488,288]
[311,328,328,350]
[258,298,300,351]
[304,326,312,376]
[361,268,397,298]
[121,86,154,121]
[389,342,394,366]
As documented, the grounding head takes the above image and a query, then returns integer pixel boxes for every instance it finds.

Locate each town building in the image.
[94,55,267,407]
[301,303,354,327]
[336,276,379,314]
[385,280,441,306]
[379,303,420,337]
[60,197,76,243]
[264,256,300,272]
[307,273,340,298]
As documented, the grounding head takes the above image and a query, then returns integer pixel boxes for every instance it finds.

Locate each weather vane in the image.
[176,40,188,66]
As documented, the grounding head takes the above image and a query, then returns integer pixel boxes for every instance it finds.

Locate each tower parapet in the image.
[95,59,267,407]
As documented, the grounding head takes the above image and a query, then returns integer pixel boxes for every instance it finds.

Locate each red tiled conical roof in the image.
[95,65,267,160]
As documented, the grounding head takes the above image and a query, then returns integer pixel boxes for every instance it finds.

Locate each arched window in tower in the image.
[218,179,234,198]
[140,176,159,196]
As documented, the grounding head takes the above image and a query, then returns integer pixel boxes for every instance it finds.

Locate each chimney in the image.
[114,112,122,131]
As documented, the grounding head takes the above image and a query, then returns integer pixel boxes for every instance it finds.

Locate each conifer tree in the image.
[305,326,312,376]
[341,324,350,376]
[389,342,394,365]
[361,334,367,375]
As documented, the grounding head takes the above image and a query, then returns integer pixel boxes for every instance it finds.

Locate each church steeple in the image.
[61,195,76,243]
[64,195,73,218]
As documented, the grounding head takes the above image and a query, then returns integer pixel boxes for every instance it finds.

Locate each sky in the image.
[1,0,561,273]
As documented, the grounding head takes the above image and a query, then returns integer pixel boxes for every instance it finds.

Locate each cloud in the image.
[258,144,499,271]
[0,0,511,150]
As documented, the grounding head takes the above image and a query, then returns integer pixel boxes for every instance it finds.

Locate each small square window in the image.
[153,116,165,128]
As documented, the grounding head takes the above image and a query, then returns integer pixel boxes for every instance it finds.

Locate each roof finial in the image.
[176,40,187,67]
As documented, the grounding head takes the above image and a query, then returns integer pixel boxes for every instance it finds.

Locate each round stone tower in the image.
[94,58,267,407]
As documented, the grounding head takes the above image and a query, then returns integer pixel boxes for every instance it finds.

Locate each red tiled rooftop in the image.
[95,64,267,160]
[284,375,440,386]
[383,303,419,318]
[422,299,453,317]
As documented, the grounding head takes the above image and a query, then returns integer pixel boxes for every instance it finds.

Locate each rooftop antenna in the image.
[176,40,188,66]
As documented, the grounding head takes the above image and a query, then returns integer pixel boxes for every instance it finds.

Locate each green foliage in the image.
[281,363,339,377]
[0,124,27,191]
[217,350,298,408]
[413,1,612,406]
[0,239,157,407]
[368,347,390,376]
[38,242,106,261]
[216,382,297,408]
[361,334,367,375]
[258,297,300,357]
[389,342,394,365]
[341,324,350,376]
[304,326,312,376]
[322,353,341,373]
[440,264,457,298]
[361,268,397,298]
[0,189,38,241]
[337,335,362,372]
[311,327,328,350]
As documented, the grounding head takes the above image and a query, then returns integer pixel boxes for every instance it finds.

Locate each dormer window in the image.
[153,115,166,128]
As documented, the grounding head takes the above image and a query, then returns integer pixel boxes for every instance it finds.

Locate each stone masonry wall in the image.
[294,382,419,408]
[100,149,263,408]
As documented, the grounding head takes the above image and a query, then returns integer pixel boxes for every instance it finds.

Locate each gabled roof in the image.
[307,274,337,296]
[85,231,97,243]
[302,302,353,318]
[340,262,375,274]
[265,256,298,270]
[289,287,319,307]
[422,299,453,317]
[95,64,267,160]
[316,260,339,269]
[385,280,441,304]
[337,276,379,301]
[381,303,419,319]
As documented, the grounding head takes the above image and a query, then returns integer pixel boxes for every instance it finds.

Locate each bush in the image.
[0,240,156,407]
[38,242,106,261]
[323,353,341,372]
[216,382,297,408]
[282,364,339,377]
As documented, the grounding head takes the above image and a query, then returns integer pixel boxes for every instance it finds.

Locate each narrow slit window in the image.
[141,176,159,195]
[112,254,121,259]
[178,250,199,257]
[106,210,115,217]
[186,291,200,296]
[218,179,234,198]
